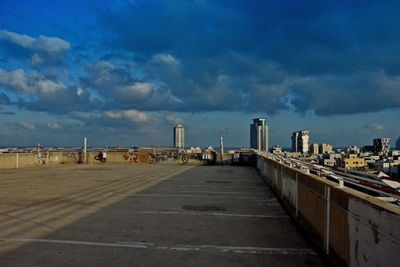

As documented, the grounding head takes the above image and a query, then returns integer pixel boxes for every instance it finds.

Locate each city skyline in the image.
[0,1,399,148]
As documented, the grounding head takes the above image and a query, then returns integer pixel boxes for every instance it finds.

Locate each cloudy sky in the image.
[0,0,399,148]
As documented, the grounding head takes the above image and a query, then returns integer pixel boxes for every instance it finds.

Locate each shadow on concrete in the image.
[0,166,323,267]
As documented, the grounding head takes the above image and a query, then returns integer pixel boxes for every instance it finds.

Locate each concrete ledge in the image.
[0,151,257,169]
[0,151,204,169]
[256,155,400,267]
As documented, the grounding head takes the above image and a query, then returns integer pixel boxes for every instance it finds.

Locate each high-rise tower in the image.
[173,125,185,149]
[292,130,310,154]
[250,118,269,151]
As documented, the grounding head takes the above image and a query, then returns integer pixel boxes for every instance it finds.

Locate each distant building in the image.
[319,143,333,154]
[320,152,341,166]
[272,145,283,155]
[362,145,374,153]
[396,136,400,150]
[346,146,360,154]
[250,118,269,151]
[363,155,380,165]
[390,150,400,157]
[173,125,185,149]
[373,138,390,155]
[321,158,336,167]
[187,146,201,153]
[372,161,400,178]
[310,143,319,155]
[292,130,310,154]
[337,154,366,170]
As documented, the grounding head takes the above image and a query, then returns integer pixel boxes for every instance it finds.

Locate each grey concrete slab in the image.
[0,165,323,266]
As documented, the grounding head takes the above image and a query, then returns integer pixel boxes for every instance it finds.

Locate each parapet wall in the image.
[256,155,400,267]
[0,151,201,169]
[0,150,256,169]
[0,152,63,168]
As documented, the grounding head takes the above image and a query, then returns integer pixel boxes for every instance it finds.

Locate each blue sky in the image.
[0,0,399,148]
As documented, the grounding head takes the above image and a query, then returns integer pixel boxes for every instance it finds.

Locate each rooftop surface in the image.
[0,164,323,266]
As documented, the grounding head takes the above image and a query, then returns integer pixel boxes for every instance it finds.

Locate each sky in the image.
[0,0,399,148]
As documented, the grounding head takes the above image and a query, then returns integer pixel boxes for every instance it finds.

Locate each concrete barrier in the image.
[0,152,62,169]
[256,155,400,267]
[0,150,256,169]
[0,151,205,169]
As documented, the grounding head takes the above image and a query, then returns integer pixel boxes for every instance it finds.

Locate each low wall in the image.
[0,151,203,169]
[0,152,63,169]
[215,152,256,166]
[0,150,257,169]
[256,155,400,267]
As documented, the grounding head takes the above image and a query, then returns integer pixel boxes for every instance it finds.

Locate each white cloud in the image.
[18,122,36,130]
[47,122,60,129]
[0,29,70,66]
[0,29,70,53]
[81,60,178,109]
[31,54,44,65]
[365,123,385,131]
[0,68,66,95]
[33,34,70,53]
[105,109,150,122]
[165,114,184,125]
[76,88,84,96]
[72,111,102,120]
[115,82,153,101]
[151,54,180,66]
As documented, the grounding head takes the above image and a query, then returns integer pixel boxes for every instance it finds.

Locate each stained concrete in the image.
[0,164,323,266]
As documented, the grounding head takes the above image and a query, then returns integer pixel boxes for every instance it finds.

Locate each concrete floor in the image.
[0,164,323,266]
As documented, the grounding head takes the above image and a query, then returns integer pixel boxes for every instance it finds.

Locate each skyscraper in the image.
[173,125,185,149]
[250,118,269,151]
[292,130,310,154]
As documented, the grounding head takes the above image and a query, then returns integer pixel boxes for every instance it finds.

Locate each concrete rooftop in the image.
[0,165,323,266]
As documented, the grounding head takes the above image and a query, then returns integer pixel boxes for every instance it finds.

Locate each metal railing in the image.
[256,151,400,204]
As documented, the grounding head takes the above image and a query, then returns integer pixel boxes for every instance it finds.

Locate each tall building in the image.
[250,118,269,151]
[310,143,319,155]
[173,125,185,149]
[373,138,390,155]
[292,130,310,154]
